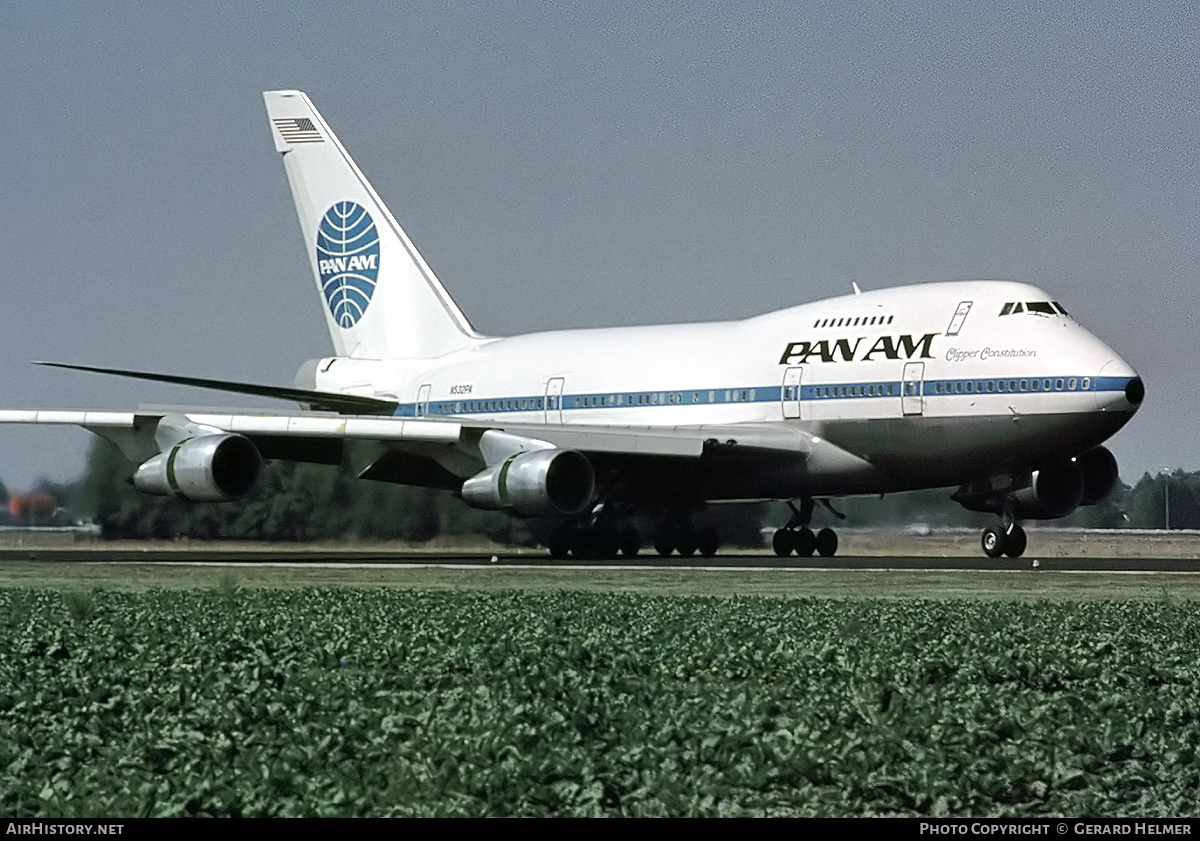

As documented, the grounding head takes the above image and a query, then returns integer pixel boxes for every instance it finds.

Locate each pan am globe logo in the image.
[316,201,380,328]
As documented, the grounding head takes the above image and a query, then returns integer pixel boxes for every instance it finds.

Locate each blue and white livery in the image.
[0,91,1144,559]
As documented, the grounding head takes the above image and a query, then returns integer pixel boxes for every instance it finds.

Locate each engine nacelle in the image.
[460,448,594,518]
[1077,446,1119,505]
[1013,460,1084,520]
[133,434,263,502]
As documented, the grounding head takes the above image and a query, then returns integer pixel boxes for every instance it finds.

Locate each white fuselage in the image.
[308,279,1141,499]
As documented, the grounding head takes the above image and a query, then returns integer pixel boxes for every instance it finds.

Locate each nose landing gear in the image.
[981,517,1027,559]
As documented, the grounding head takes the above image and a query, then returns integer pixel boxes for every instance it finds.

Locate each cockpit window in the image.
[998,301,1068,317]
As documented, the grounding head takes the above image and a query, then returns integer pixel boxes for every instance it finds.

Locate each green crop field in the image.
[2,582,1198,817]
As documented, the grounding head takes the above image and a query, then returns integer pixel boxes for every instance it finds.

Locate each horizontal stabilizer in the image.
[36,362,396,414]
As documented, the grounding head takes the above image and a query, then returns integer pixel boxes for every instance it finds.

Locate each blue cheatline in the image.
[387,375,1133,418]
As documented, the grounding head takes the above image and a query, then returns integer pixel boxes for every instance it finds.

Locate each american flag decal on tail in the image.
[272,117,324,144]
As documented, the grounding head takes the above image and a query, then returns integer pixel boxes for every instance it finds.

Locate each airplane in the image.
[0,90,1144,560]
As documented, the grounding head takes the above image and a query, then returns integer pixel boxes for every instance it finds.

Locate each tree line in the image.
[5,440,1198,541]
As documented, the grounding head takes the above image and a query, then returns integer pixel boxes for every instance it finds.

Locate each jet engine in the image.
[133,434,263,502]
[460,448,594,517]
[1012,460,1084,520]
[1077,445,1119,505]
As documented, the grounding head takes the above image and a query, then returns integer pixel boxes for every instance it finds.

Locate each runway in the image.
[3,546,1200,573]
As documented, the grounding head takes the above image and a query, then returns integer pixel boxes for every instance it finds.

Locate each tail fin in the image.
[263,90,480,359]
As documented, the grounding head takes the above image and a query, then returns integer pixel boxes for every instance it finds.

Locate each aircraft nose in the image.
[1095,360,1144,413]
[1124,376,1145,406]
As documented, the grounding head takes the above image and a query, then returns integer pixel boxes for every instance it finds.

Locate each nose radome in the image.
[1095,360,1143,412]
[1124,376,1145,406]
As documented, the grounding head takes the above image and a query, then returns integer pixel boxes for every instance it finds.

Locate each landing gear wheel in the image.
[675,528,698,557]
[1004,524,1027,558]
[981,527,1007,559]
[772,529,795,557]
[570,529,596,560]
[548,535,570,560]
[592,526,620,560]
[697,527,720,558]
[618,526,641,558]
[794,528,816,557]
[654,534,675,557]
[815,528,839,558]
[548,525,571,560]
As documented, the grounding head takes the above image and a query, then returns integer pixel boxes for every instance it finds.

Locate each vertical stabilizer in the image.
[263,90,480,359]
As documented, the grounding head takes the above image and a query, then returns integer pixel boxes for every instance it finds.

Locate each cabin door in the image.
[945,301,973,336]
[545,377,565,424]
[901,363,924,416]
[781,367,803,420]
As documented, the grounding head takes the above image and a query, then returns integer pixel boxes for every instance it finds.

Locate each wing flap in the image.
[491,421,812,456]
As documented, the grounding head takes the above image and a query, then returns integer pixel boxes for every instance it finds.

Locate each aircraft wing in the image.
[0,404,870,496]
[0,409,811,461]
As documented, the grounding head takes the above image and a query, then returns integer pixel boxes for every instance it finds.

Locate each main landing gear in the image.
[546,505,723,559]
[547,520,642,560]
[653,522,721,558]
[772,498,841,558]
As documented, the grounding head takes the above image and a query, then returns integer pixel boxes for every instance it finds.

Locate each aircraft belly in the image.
[814,410,1136,492]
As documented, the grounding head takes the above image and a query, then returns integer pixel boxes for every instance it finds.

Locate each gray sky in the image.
[0,0,1195,493]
